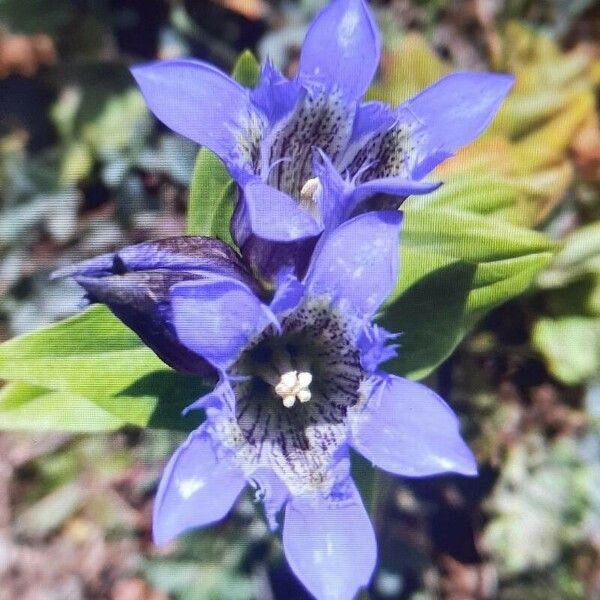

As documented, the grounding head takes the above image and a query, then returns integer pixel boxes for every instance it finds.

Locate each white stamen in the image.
[300,177,322,207]
[282,394,297,409]
[274,370,314,408]
[297,372,313,388]
[297,389,312,403]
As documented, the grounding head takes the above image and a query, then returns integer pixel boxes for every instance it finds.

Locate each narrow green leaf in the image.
[0,375,207,433]
[186,50,260,243]
[186,149,236,243]
[0,305,208,431]
[381,258,476,380]
[0,304,168,398]
[0,382,126,432]
[380,207,557,379]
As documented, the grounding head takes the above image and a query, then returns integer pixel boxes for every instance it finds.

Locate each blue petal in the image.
[251,61,301,125]
[182,376,236,415]
[402,72,514,159]
[52,237,252,283]
[237,179,323,244]
[170,277,278,369]
[351,375,477,477]
[357,324,400,373]
[251,469,290,531]
[298,0,381,101]
[131,60,255,167]
[283,479,377,600]
[349,101,396,146]
[153,426,246,546]
[312,150,352,231]
[269,270,306,316]
[231,179,323,285]
[304,211,403,319]
[348,177,441,210]
[314,151,438,229]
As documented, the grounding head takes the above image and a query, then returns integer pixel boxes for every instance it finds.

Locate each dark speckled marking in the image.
[213,299,364,494]
[265,88,355,201]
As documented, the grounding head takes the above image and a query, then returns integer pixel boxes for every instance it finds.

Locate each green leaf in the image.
[380,258,476,380]
[186,149,237,245]
[0,305,207,432]
[537,221,600,289]
[532,316,600,385]
[0,382,126,432]
[231,49,261,88]
[380,207,556,379]
[186,50,260,244]
[0,304,167,397]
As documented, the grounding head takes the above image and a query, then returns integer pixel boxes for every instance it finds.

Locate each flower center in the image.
[274,370,313,408]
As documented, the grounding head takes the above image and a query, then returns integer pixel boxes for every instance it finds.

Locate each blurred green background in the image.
[0,0,600,598]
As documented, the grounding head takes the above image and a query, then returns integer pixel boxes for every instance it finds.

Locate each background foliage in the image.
[0,0,599,598]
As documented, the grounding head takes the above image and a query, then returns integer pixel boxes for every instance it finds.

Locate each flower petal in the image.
[131,59,256,167]
[182,376,236,415]
[349,177,441,207]
[232,179,323,285]
[352,375,477,477]
[349,101,396,146]
[347,176,441,216]
[283,479,376,600]
[402,72,514,158]
[304,211,402,319]
[251,61,301,125]
[53,237,254,286]
[269,270,306,316]
[237,179,323,244]
[298,0,380,101]
[51,237,255,375]
[251,469,290,531]
[73,272,213,375]
[171,277,277,369]
[153,426,246,546]
[312,150,352,231]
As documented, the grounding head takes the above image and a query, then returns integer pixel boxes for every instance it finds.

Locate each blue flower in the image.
[59,213,476,599]
[131,0,513,282]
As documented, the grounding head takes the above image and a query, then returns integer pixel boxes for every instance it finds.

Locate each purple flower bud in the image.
[53,237,255,375]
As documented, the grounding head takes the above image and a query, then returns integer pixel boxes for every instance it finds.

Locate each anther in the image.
[274,370,313,408]
[300,177,322,211]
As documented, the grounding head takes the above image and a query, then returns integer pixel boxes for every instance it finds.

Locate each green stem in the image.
[352,455,387,600]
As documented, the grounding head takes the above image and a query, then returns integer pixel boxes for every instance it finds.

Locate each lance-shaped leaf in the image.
[379,206,556,380]
[0,307,207,432]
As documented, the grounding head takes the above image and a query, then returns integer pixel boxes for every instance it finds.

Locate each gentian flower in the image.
[131,0,513,282]
[57,212,476,600]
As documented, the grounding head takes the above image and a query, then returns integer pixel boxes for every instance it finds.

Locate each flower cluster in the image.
[55,1,513,598]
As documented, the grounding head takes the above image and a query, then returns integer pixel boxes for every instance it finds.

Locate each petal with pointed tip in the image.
[251,61,301,125]
[283,478,376,600]
[131,60,255,167]
[402,72,514,159]
[299,0,380,101]
[153,426,246,546]
[171,277,276,369]
[304,211,402,319]
[352,375,478,477]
